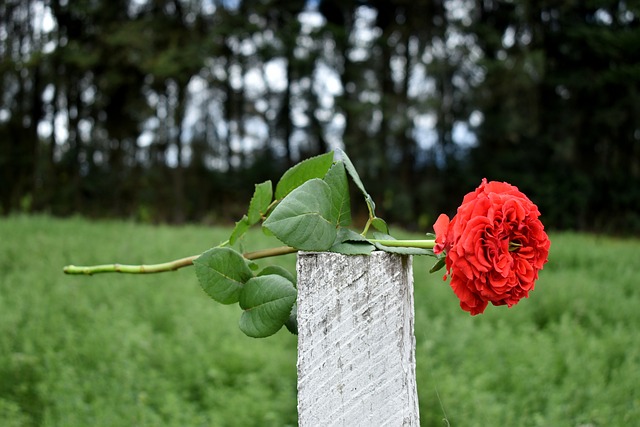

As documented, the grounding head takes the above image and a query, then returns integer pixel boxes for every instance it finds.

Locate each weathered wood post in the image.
[296,251,420,426]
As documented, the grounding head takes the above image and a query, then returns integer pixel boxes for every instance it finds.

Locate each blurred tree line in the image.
[1,0,639,232]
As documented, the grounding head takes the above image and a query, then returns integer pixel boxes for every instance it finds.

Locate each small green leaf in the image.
[372,232,434,256]
[371,217,389,234]
[336,148,376,215]
[275,151,334,200]
[329,228,374,255]
[335,227,368,243]
[263,179,338,251]
[248,181,273,225]
[285,302,298,335]
[330,242,375,255]
[335,149,366,199]
[258,265,296,285]
[323,161,351,226]
[229,215,250,245]
[425,232,436,240]
[239,274,297,338]
[194,248,253,304]
[429,257,446,273]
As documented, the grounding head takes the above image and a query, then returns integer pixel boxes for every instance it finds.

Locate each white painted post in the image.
[296,251,420,426]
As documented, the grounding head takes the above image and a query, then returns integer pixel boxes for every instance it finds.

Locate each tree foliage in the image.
[1,0,638,232]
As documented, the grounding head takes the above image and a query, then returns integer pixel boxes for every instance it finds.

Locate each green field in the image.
[1,216,639,426]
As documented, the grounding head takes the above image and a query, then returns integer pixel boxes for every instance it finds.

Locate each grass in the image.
[1,216,639,426]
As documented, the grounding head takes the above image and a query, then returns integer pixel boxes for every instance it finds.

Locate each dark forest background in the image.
[2,0,639,232]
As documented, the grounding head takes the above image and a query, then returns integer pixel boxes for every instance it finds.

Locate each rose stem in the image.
[63,246,298,275]
[368,239,436,249]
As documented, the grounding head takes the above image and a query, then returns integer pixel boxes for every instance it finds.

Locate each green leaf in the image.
[323,161,351,226]
[275,151,334,200]
[330,242,375,255]
[263,179,338,251]
[247,181,273,225]
[335,148,376,216]
[371,217,389,234]
[329,228,374,255]
[247,260,260,271]
[335,227,368,243]
[429,257,446,273]
[335,149,366,199]
[258,265,296,285]
[193,248,254,304]
[372,232,434,256]
[285,302,298,335]
[239,274,297,338]
[229,215,250,245]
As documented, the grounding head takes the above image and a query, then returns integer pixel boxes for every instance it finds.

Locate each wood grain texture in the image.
[296,251,419,426]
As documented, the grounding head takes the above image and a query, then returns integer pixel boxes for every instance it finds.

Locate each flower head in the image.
[434,179,550,315]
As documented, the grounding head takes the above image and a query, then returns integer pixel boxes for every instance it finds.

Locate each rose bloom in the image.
[433,179,550,315]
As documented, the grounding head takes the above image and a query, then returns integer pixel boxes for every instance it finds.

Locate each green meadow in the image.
[1,216,639,426]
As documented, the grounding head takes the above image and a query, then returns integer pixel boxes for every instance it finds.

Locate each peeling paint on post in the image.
[296,251,420,426]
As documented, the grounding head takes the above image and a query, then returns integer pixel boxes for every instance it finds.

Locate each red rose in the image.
[433,179,550,315]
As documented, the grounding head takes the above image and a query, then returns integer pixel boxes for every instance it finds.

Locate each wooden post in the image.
[296,251,420,426]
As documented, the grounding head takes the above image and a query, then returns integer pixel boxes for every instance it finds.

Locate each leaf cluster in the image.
[193,150,435,338]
